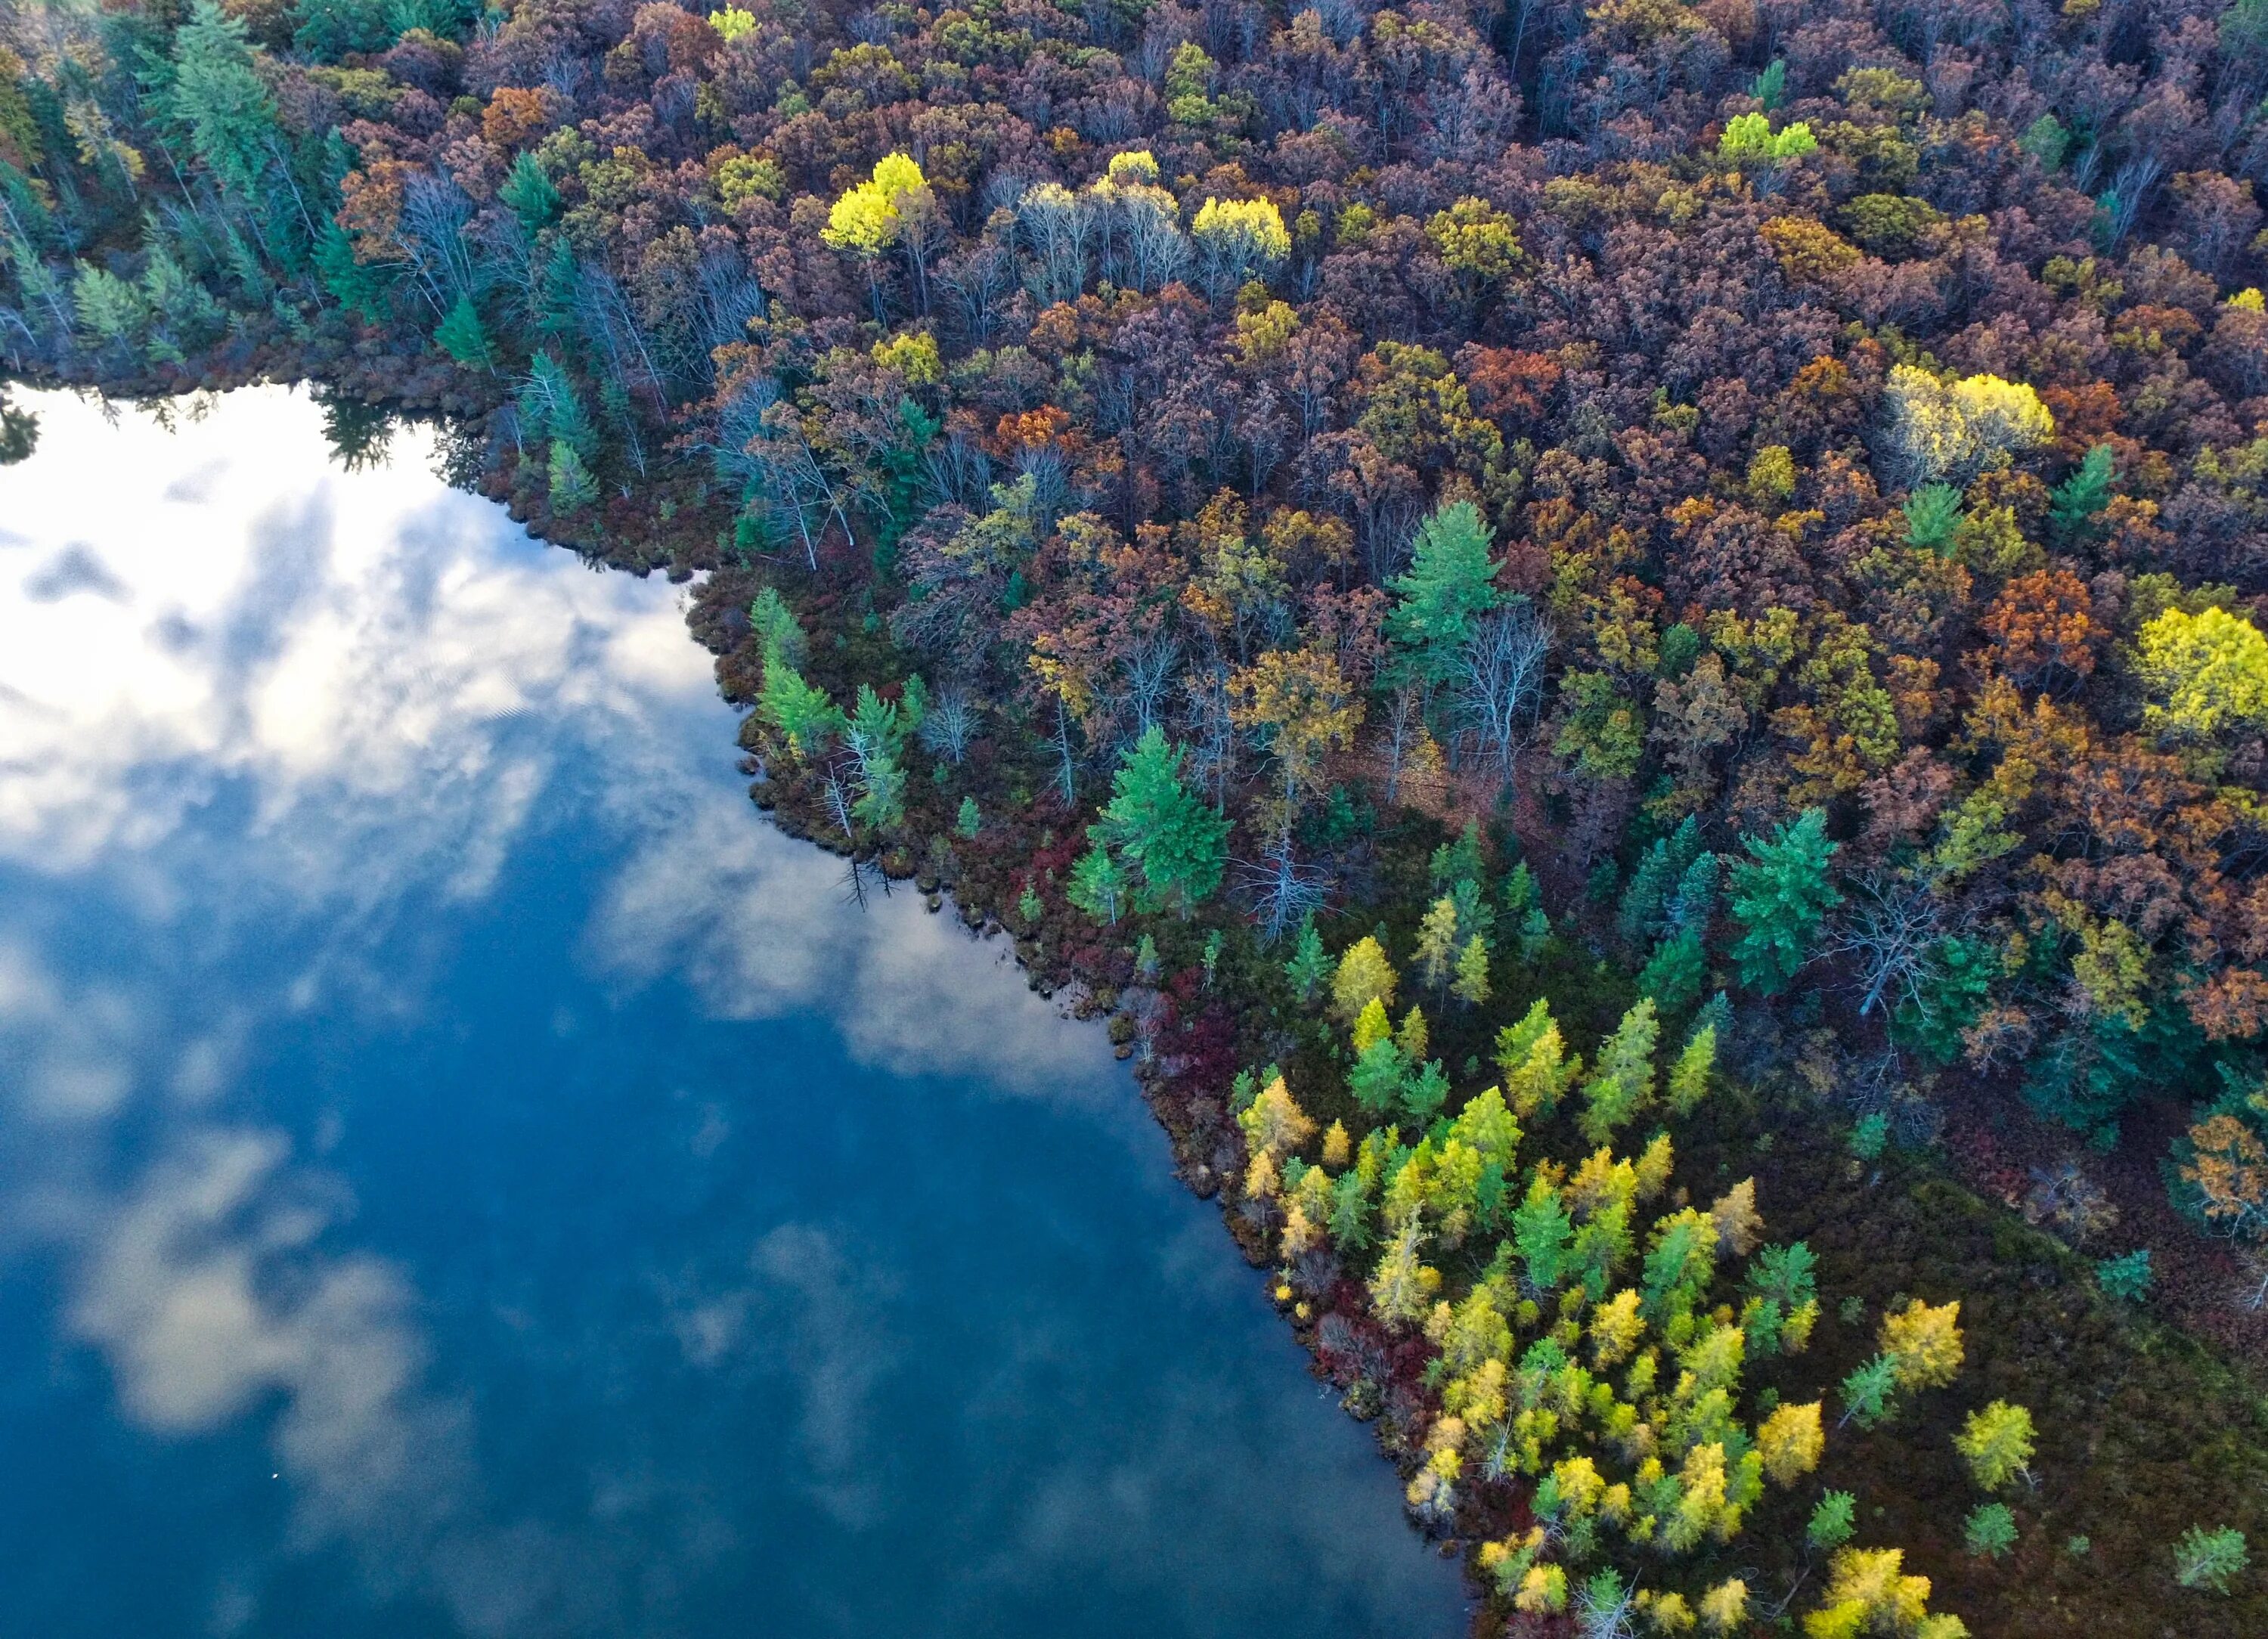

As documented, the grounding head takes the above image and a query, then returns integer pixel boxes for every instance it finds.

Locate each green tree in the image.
[2096,1248,2152,1300]
[1965,1503,2018,1559]
[1902,482,1964,552]
[1580,999,1659,1143]
[1386,500,1501,687]
[1452,935,1492,1006]
[1285,916,1329,1000]
[2174,1526,2249,1594]
[758,662,841,758]
[1067,846,1128,924]
[165,2,278,203]
[955,795,981,838]
[1640,928,1707,1017]
[1727,807,1841,993]
[500,151,561,231]
[1349,1036,1410,1116]
[547,440,597,511]
[434,293,492,368]
[1955,1402,2035,1492]
[2050,444,2115,541]
[1665,1022,1717,1114]
[1089,727,1230,915]
[1808,1490,1857,1552]
[1838,1353,1898,1428]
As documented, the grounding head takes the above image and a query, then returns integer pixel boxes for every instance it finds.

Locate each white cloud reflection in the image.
[0,388,1128,1632]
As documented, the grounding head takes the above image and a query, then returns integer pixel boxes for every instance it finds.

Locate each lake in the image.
[0,388,1468,1638]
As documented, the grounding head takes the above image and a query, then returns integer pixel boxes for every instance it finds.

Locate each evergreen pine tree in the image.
[1385,500,1501,686]
[435,293,492,368]
[1727,807,1841,993]
[1088,726,1230,914]
[547,439,597,511]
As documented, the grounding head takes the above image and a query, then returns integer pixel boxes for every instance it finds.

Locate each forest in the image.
[13,0,2268,1628]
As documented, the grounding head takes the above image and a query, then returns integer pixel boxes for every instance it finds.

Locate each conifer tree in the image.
[1285,917,1329,1001]
[1581,999,1659,1143]
[1954,1401,2034,1492]
[1758,1400,1824,1486]
[1386,500,1501,686]
[1332,934,1398,1021]
[1666,1024,1717,1114]
[1879,1298,1964,1390]
[547,440,597,512]
[1497,998,1580,1116]
[1067,846,1129,924]
[1415,896,1460,993]
[1453,935,1492,1005]
[1728,807,1841,993]
[1088,727,1230,914]
[434,294,492,368]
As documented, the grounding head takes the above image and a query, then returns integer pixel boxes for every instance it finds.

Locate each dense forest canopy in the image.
[18,0,2268,1628]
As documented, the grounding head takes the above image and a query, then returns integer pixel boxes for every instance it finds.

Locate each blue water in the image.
[0,389,1467,1639]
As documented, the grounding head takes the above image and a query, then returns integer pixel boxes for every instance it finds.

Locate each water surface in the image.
[0,389,1468,1638]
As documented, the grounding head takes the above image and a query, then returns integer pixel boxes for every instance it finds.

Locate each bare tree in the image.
[1825,870,1944,1020]
[917,683,980,763]
[1455,602,1551,788]
[1235,839,1331,943]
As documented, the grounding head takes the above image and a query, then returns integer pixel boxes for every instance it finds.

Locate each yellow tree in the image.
[2136,606,2268,743]
[1191,194,1290,298]
[821,151,930,317]
[1332,934,1398,1021]
[1758,1400,1824,1486]
[1228,645,1362,832]
[1879,1297,1965,1390]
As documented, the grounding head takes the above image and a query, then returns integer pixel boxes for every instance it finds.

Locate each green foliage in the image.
[547,439,597,512]
[1385,500,1501,686]
[1349,1036,1411,1116]
[2022,113,2070,169]
[1089,727,1230,915]
[1727,808,1841,993]
[1286,916,1329,1002]
[1838,1353,1898,1428]
[1640,930,1707,1018]
[164,2,278,203]
[1902,482,1965,552]
[758,661,842,758]
[500,151,562,232]
[1579,999,1659,1143]
[295,0,469,60]
[1809,1490,1857,1553]
[955,795,981,838]
[2096,1248,2152,1301]
[1848,1111,1890,1162]
[2050,445,2115,540]
[1751,59,1787,110]
[434,293,492,369]
[1067,845,1129,924]
[1965,1502,2018,1559]
[2174,1526,2249,1594]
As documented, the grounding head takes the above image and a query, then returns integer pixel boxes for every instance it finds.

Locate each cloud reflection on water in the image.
[0,388,1117,1628]
[0,389,1460,1638]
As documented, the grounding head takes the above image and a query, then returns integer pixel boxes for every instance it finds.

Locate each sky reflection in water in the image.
[0,389,1467,1638]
